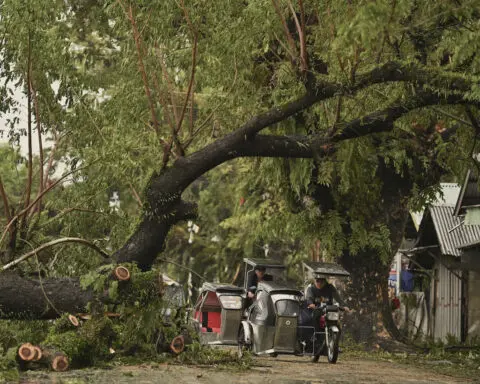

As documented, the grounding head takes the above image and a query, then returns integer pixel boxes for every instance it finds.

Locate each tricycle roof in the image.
[302,261,350,278]
[200,282,244,294]
[257,280,302,296]
[243,258,286,269]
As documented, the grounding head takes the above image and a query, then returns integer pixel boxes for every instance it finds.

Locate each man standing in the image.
[247,265,271,298]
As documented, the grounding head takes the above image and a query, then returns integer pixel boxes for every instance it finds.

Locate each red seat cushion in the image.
[197,311,222,333]
[207,312,221,329]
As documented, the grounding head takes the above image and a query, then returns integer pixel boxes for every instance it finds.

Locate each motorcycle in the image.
[301,302,343,363]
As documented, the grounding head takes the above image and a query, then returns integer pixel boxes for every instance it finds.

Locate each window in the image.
[219,295,242,309]
[275,300,299,316]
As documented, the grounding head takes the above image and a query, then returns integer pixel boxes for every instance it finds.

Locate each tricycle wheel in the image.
[237,326,251,359]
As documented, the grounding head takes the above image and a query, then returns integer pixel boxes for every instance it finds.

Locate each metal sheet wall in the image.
[434,256,462,342]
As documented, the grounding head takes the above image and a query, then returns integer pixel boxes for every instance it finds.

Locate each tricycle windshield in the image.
[219,295,242,309]
[271,294,300,316]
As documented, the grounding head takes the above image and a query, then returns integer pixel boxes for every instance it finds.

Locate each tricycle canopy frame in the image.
[302,261,350,280]
[243,258,286,291]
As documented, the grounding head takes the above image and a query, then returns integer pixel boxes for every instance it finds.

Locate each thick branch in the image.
[0,273,92,319]
[354,61,475,94]
[113,89,471,269]
[178,91,470,184]
[112,61,480,268]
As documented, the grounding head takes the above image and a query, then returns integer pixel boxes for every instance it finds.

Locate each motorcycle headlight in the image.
[326,312,339,321]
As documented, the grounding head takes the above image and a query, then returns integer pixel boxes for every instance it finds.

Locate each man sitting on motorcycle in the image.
[306,277,349,331]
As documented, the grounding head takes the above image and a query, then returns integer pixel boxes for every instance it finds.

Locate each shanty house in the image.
[404,176,480,343]
[453,169,480,340]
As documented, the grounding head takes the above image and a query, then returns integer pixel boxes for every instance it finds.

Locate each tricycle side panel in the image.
[251,324,275,353]
[273,316,297,352]
[220,309,242,343]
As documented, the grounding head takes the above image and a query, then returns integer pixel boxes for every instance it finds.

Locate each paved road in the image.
[20,355,470,384]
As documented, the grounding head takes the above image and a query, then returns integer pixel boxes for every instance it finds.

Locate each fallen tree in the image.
[0,87,478,321]
[0,265,194,374]
[1,1,480,347]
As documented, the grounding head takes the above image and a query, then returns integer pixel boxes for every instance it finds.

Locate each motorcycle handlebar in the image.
[312,304,346,311]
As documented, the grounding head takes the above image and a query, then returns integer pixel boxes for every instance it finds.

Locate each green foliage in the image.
[44,316,115,367]
[0,0,478,280]
[0,320,50,354]
[0,348,19,383]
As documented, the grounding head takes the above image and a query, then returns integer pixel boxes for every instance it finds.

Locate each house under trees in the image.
[395,174,480,343]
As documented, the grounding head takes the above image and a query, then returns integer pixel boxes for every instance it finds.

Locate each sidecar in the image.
[238,280,303,356]
[191,282,244,345]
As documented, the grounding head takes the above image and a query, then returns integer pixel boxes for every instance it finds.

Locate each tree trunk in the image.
[0,273,92,319]
[340,159,427,344]
[0,266,133,319]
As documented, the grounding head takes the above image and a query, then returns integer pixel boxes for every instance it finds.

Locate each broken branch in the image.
[2,237,110,271]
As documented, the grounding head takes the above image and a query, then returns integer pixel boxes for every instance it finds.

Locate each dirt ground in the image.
[19,355,473,384]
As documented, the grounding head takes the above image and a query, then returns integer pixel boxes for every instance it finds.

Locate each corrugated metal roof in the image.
[411,183,461,229]
[430,205,480,257]
[458,238,480,250]
[454,169,480,216]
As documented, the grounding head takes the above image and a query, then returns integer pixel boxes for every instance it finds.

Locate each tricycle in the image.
[190,282,244,345]
[237,261,350,363]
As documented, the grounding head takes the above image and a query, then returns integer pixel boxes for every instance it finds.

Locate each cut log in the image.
[17,343,35,361]
[32,346,43,361]
[51,354,69,372]
[68,314,80,327]
[112,266,130,281]
[170,335,185,354]
[16,344,43,371]
[54,313,82,333]
[39,348,69,372]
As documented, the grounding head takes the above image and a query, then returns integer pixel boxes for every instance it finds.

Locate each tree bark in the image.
[0,273,92,319]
